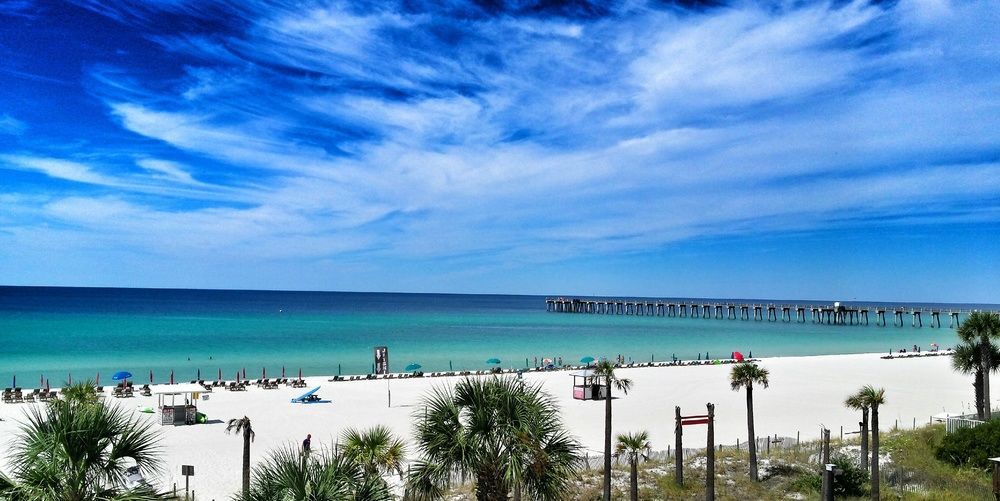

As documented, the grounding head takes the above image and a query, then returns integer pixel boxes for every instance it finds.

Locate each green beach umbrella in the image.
[580,356,595,364]
[405,363,422,372]
[486,358,501,365]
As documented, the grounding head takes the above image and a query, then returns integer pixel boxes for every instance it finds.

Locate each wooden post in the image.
[675,406,683,486]
[707,403,715,501]
[822,428,831,465]
[990,457,1000,501]
[823,464,836,501]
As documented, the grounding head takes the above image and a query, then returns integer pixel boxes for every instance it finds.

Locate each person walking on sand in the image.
[302,434,311,456]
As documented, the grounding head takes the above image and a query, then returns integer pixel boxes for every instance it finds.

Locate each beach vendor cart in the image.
[570,369,607,400]
[154,383,205,426]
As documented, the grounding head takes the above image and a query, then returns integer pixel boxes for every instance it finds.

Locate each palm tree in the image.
[340,425,406,479]
[730,362,769,481]
[408,376,582,501]
[952,341,1000,419]
[237,445,393,501]
[227,416,255,498]
[1,381,163,500]
[844,391,870,472]
[615,431,650,501]
[593,360,633,501]
[957,311,1000,419]
[855,385,886,501]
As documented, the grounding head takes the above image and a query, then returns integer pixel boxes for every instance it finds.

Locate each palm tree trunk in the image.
[747,384,758,481]
[860,408,869,473]
[870,405,880,501]
[630,455,638,501]
[603,379,612,501]
[975,370,985,420]
[242,429,251,497]
[476,469,509,501]
[982,339,992,420]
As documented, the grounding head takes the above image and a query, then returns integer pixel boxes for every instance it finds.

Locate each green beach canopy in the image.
[486,358,501,365]
[580,356,595,364]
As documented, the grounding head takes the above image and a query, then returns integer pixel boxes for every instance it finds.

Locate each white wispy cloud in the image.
[0,114,26,135]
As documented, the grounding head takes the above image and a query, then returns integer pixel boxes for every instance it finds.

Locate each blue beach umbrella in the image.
[486,358,502,365]
[580,356,595,365]
[112,371,133,382]
[405,363,422,372]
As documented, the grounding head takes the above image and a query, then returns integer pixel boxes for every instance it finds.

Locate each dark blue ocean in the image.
[0,286,992,388]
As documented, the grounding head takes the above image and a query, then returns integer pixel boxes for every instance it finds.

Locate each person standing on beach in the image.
[302,434,311,456]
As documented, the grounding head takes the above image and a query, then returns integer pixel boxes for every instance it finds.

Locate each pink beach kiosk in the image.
[570,369,608,400]
[154,383,204,426]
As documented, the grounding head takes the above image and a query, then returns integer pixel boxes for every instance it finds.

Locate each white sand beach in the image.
[0,352,972,500]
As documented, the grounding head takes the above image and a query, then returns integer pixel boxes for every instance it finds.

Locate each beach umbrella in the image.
[197,368,201,381]
[236,371,240,384]
[298,368,303,381]
[405,363,422,372]
[11,374,14,388]
[96,372,100,387]
[486,358,501,365]
[68,373,72,385]
[449,360,453,371]
[748,350,753,358]
[40,375,44,388]
[218,368,222,381]
[112,371,132,382]
[262,367,266,379]
[242,367,246,379]
[45,379,49,392]
[733,351,745,362]
[580,356,596,364]
[169,370,174,385]
[281,366,285,378]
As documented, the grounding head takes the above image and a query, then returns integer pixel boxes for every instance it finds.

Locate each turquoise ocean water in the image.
[0,286,993,387]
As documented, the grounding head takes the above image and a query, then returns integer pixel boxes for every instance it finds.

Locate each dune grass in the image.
[438,424,993,500]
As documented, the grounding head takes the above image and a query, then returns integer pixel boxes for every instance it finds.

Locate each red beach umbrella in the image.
[281,366,285,378]
[169,370,174,385]
[298,368,302,381]
[733,352,745,362]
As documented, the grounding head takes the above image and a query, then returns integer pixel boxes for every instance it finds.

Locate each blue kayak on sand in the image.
[291,386,329,404]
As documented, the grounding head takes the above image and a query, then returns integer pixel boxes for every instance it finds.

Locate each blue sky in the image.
[0,0,997,302]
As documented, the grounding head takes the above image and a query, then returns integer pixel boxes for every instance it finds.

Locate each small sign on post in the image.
[181,465,194,500]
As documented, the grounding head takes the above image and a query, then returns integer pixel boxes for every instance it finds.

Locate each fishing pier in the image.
[544,298,987,328]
